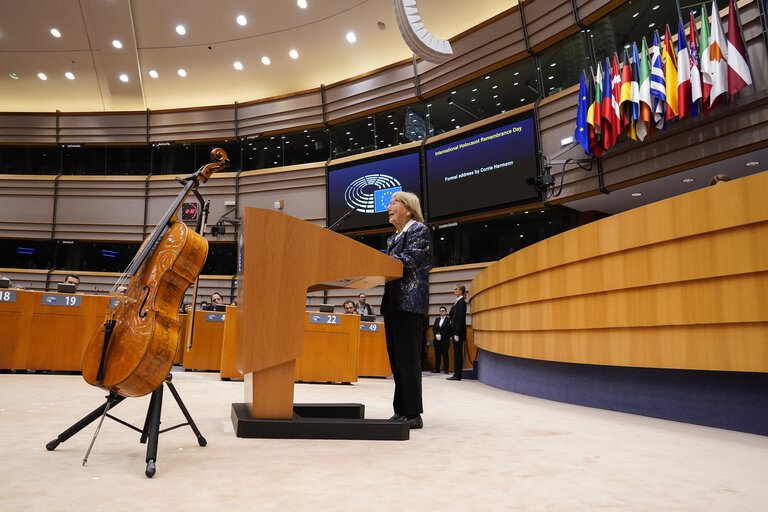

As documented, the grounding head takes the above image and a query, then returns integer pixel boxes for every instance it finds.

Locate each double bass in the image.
[81,148,229,397]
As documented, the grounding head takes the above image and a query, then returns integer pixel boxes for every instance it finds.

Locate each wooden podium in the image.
[231,208,408,440]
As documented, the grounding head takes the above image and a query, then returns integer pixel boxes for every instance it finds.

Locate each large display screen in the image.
[425,116,538,220]
[327,151,422,232]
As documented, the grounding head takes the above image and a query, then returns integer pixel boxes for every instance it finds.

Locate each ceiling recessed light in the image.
[261,56,271,65]
[297,0,308,8]
[50,28,61,38]
[119,74,129,82]
[289,49,299,59]
[233,61,243,70]
[65,72,75,80]
[37,72,48,81]
[149,70,158,78]
[236,15,247,26]
[682,178,694,183]
[177,69,187,77]
[631,192,642,197]
[112,40,123,49]
[745,161,759,167]
[377,21,386,30]
[9,72,19,80]
[176,25,186,35]
[346,31,356,43]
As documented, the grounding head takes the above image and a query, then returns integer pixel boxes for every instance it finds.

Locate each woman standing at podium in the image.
[381,191,432,430]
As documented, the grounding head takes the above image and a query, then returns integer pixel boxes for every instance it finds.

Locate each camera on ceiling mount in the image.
[526,166,555,192]
[211,222,226,237]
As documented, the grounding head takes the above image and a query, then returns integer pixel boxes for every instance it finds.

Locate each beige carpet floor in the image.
[1,369,766,511]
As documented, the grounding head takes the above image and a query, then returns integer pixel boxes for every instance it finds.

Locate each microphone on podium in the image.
[328,209,354,231]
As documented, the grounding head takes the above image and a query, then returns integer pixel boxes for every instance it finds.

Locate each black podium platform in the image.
[231,403,410,440]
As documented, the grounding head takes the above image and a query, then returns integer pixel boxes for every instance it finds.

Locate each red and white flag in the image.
[727,0,753,97]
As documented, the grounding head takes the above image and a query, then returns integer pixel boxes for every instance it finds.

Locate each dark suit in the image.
[449,296,467,379]
[432,315,452,372]
[381,222,432,418]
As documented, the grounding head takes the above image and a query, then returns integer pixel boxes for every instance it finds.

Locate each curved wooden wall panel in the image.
[0,114,57,144]
[523,0,577,51]
[575,0,622,25]
[0,176,56,238]
[324,65,417,122]
[59,113,147,144]
[54,176,146,240]
[238,164,328,226]
[149,108,236,143]
[238,91,324,136]
[470,170,768,372]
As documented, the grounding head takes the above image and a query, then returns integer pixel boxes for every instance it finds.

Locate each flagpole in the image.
[729,0,756,92]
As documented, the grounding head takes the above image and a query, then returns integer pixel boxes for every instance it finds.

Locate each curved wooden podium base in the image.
[230,403,410,440]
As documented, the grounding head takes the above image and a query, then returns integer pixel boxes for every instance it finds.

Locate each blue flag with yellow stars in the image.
[575,71,590,155]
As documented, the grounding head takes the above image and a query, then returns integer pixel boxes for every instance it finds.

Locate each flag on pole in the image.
[587,64,604,157]
[630,42,641,122]
[727,0,753,97]
[601,56,620,149]
[575,71,590,155]
[677,18,692,119]
[708,0,729,108]
[662,25,679,121]
[689,12,703,118]
[619,49,636,139]
[611,53,623,140]
[637,36,654,141]
[650,31,666,129]
[699,2,714,112]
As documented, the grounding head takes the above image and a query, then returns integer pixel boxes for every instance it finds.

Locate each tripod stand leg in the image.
[166,377,207,446]
[46,393,125,451]
[141,384,163,478]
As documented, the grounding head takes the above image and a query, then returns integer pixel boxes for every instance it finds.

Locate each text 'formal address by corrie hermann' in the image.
[435,127,521,182]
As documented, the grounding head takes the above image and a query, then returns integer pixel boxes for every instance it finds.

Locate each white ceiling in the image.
[0,0,516,112]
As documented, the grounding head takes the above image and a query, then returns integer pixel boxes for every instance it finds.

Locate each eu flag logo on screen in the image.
[374,187,401,212]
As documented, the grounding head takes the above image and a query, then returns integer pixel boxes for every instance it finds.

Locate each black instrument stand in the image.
[46,373,206,478]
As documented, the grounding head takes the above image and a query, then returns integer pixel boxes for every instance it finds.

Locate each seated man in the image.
[342,300,356,314]
[203,292,225,311]
[63,274,80,291]
[356,293,374,316]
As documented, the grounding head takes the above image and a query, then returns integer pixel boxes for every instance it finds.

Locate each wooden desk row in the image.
[218,309,392,381]
[0,291,392,381]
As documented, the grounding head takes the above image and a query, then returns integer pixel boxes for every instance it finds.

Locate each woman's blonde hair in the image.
[391,191,424,223]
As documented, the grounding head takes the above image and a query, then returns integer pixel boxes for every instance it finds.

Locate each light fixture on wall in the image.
[273,199,284,210]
